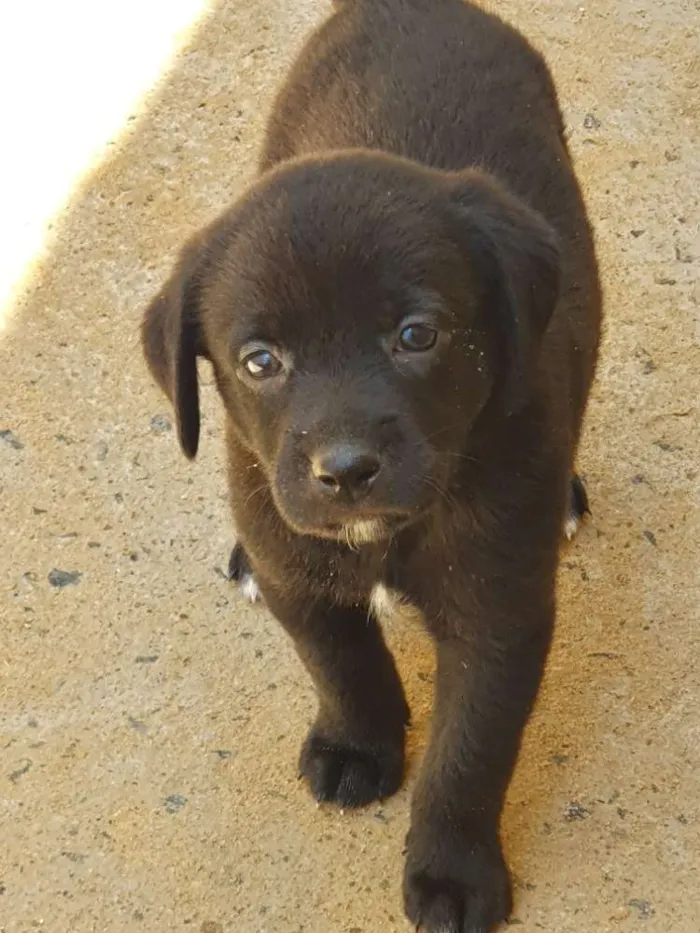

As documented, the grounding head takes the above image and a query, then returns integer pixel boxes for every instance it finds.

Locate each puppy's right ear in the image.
[141,236,210,459]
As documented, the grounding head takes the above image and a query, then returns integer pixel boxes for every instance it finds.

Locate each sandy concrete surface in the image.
[1,1,698,931]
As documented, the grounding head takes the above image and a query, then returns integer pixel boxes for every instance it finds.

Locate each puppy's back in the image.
[263,0,565,198]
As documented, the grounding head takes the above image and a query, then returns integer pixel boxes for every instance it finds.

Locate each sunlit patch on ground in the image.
[0,0,211,330]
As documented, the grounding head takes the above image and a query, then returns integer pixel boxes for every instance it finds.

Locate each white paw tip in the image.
[239,574,260,604]
[564,514,581,541]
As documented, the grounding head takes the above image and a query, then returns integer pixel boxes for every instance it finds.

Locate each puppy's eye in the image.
[397,323,438,352]
[241,348,283,379]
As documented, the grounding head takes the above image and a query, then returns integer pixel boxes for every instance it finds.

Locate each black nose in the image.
[311,443,381,501]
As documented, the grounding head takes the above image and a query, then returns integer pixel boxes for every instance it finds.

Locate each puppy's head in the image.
[142,152,559,543]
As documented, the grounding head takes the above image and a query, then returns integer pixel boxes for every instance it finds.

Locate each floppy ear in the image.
[141,236,210,459]
[448,171,561,414]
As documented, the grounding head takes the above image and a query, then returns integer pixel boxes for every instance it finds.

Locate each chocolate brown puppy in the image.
[142,0,601,929]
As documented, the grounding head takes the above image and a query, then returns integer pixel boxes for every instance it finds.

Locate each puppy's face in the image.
[142,153,559,544]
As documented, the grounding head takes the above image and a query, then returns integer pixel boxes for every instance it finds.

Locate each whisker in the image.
[243,483,268,507]
[440,450,479,464]
[421,421,468,443]
[425,477,459,512]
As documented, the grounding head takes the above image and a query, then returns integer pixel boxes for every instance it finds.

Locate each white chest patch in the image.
[369,583,422,623]
[369,583,400,619]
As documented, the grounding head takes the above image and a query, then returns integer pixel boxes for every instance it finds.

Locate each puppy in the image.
[141,0,601,929]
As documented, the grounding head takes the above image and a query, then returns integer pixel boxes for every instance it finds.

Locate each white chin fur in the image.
[339,518,387,548]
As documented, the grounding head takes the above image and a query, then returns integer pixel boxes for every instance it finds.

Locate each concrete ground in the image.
[1,0,698,930]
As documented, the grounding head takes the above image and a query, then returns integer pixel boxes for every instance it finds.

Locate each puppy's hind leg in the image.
[227,542,261,603]
[564,473,590,541]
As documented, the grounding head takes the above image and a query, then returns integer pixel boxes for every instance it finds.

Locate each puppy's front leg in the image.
[404,581,554,932]
[258,580,410,809]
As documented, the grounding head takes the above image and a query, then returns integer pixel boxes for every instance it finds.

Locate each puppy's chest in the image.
[288,545,420,620]
[301,543,386,605]
[301,539,431,616]
[291,525,451,610]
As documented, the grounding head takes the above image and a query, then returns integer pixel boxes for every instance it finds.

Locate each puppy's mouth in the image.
[289,511,423,548]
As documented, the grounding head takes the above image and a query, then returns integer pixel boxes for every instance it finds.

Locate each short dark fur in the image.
[141,1,601,929]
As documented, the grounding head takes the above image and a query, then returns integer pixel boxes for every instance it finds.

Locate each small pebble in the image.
[150,414,172,434]
[583,112,602,129]
[0,429,23,450]
[9,759,33,783]
[48,569,82,588]
[629,898,655,918]
[164,794,187,814]
[611,906,630,921]
[564,801,589,821]
[654,440,680,452]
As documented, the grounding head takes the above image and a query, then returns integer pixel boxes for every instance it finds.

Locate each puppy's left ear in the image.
[447,171,561,414]
[141,235,211,459]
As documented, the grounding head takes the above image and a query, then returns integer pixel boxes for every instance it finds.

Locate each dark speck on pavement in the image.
[164,794,188,814]
[48,569,82,588]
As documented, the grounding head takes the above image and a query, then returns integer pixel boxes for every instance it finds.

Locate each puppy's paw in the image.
[403,830,512,932]
[564,473,590,541]
[227,542,260,603]
[299,730,404,809]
